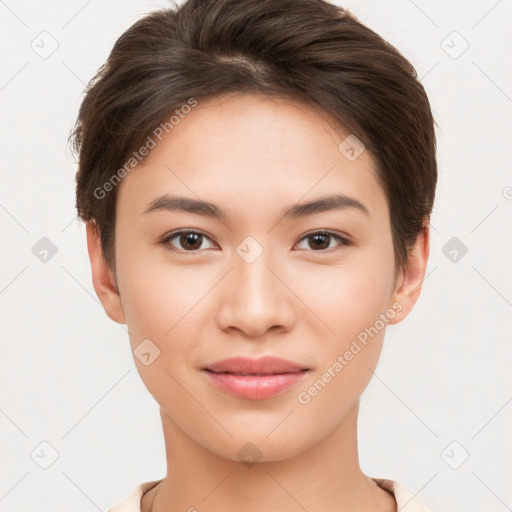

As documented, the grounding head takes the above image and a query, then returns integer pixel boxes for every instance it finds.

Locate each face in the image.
[89,92,427,462]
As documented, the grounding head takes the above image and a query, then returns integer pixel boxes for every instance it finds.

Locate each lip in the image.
[202,356,310,400]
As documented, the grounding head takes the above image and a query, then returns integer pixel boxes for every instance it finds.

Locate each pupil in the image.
[182,232,201,250]
[311,233,329,250]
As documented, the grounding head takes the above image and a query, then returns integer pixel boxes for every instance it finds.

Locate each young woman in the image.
[72,1,437,510]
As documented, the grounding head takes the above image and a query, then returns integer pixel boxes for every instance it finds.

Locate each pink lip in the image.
[202,356,310,400]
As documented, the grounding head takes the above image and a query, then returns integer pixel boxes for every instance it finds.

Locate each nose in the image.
[216,248,296,338]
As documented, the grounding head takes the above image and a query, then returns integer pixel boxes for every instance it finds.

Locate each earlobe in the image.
[387,223,430,325]
[85,221,127,325]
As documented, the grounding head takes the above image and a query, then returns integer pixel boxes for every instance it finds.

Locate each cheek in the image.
[297,253,395,342]
[116,247,223,392]
[116,256,207,405]
[117,246,207,340]
[291,265,393,427]
[293,249,395,390]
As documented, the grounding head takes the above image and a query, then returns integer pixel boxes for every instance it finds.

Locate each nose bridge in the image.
[217,238,294,336]
[237,247,275,304]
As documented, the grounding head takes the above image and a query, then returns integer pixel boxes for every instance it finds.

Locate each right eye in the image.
[160,230,217,253]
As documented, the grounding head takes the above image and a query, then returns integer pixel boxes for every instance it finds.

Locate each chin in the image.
[196,427,315,465]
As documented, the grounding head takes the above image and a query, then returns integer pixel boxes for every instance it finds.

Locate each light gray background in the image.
[1,1,511,511]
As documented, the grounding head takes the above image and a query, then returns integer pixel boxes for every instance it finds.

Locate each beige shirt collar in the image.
[107,477,434,512]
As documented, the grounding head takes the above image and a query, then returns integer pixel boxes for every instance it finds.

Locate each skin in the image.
[86,92,430,512]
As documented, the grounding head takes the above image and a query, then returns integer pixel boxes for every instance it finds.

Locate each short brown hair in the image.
[71,0,437,274]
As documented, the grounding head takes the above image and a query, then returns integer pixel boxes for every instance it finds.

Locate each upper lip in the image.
[203,356,309,374]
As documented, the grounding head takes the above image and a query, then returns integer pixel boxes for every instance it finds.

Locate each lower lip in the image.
[202,370,309,400]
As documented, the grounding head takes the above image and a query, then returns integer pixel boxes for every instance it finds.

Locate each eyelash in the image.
[160,229,352,254]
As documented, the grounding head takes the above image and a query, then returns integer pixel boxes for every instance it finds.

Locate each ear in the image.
[86,221,126,325]
[387,222,430,325]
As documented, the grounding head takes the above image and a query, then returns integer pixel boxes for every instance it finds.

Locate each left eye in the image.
[295,231,350,252]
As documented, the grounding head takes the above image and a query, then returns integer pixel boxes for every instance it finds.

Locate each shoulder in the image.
[106,479,163,512]
[373,478,435,512]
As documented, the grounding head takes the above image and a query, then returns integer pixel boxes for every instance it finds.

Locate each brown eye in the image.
[162,230,215,252]
[296,231,351,252]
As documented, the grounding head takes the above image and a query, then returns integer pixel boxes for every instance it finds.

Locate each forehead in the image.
[116,93,386,223]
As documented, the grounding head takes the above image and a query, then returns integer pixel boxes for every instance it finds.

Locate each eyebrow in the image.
[142,193,370,219]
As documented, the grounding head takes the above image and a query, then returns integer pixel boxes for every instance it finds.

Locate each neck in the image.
[144,402,396,512]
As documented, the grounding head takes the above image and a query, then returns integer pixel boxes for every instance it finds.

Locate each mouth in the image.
[204,370,309,376]
[201,356,310,400]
